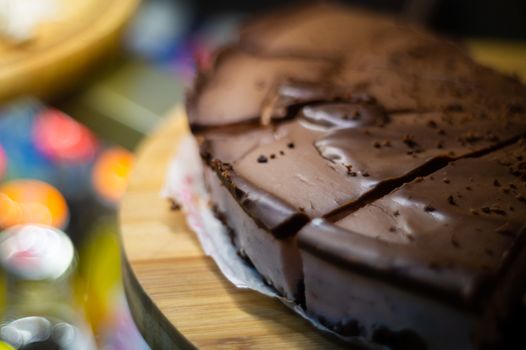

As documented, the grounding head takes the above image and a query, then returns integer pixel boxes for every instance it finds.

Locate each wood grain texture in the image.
[119,45,526,349]
[0,0,138,102]
[119,110,349,349]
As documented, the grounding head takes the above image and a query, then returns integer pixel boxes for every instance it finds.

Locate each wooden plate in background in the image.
[0,0,139,103]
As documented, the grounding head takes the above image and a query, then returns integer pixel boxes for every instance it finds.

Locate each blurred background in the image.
[0,0,524,349]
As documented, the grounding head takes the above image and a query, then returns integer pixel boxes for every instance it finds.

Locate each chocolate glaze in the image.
[318,112,526,220]
[299,141,526,308]
[201,120,362,218]
[316,111,524,178]
[186,3,526,347]
[188,4,526,128]
[300,100,388,129]
[187,49,333,128]
[206,158,309,237]
[201,109,526,227]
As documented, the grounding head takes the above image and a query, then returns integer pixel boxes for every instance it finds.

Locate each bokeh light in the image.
[76,218,121,333]
[0,146,6,180]
[92,148,134,205]
[0,341,15,350]
[0,180,69,229]
[33,109,98,163]
[0,225,75,281]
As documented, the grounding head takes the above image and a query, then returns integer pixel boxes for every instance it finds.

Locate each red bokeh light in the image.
[0,145,6,179]
[33,109,98,163]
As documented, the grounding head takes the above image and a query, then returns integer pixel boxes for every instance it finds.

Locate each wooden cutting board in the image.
[119,109,349,349]
[119,44,526,349]
[0,0,138,103]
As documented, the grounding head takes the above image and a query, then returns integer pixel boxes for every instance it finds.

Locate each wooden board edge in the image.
[121,251,196,350]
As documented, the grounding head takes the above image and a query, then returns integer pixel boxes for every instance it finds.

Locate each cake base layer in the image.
[301,250,474,350]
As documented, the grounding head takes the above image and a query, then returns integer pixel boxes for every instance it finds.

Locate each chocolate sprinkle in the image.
[169,199,181,211]
[402,135,418,149]
[445,102,464,112]
[426,120,437,129]
[424,205,436,212]
[257,155,268,163]
[451,236,461,248]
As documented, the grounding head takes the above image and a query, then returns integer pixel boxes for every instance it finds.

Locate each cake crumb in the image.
[257,155,268,163]
[424,205,435,212]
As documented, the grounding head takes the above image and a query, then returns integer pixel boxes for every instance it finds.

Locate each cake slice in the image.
[198,103,526,300]
[190,4,526,128]
[299,140,526,349]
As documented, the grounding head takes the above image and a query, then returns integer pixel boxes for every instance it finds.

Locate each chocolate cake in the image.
[186,4,526,349]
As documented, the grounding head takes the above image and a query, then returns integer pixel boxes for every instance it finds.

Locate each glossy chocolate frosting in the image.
[299,140,526,306]
[189,3,526,128]
[187,3,526,348]
[200,107,526,229]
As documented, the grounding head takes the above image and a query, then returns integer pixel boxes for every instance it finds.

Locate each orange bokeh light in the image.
[0,180,68,229]
[92,148,134,204]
